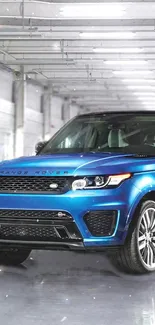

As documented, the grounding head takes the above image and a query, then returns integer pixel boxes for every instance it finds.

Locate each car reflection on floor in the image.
[0,250,154,325]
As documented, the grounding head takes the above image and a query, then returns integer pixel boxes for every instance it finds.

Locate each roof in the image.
[78,110,155,117]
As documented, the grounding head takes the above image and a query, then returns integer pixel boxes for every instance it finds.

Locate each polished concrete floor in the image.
[0,250,154,325]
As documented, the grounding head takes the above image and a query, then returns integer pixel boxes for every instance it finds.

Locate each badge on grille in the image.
[57,212,66,217]
[49,183,58,189]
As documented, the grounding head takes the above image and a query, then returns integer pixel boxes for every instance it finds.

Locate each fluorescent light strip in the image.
[140,103,155,106]
[113,71,152,75]
[138,98,155,100]
[128,85,155,90]
[142,102,155,107]
[60,4,125,18]
[80,32,134,39]
[135,93,155,96]
[105,60,147,65]
[123,79,155,83]
[142,103,155,106]
[93,48,143,53]
[141,98,155,101]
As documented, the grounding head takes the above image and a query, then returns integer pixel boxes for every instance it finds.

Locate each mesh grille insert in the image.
[0,224,60,241]
[84,211,117,237]
[0,209,72,221]
[0,176,71,194]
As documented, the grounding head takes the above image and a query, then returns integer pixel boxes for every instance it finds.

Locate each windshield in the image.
[39,112,155,155]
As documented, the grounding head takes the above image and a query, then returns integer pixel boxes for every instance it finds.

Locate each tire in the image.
[108,200,155,274]
[0,248,31,266]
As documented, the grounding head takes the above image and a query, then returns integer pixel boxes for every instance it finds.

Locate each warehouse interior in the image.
[1,1,155,160]
[0,1,155,325]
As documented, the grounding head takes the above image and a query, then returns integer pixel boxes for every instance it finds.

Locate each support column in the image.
[42,86,51,141]
[14,66,26,157]
[63,97,71,123]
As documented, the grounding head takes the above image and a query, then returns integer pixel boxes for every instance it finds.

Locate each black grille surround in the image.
[0,176,72,194]
[0,209,82,244]
[84,211,117,237]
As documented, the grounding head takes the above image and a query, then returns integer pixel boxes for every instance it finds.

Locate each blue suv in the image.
[0,111,155,274]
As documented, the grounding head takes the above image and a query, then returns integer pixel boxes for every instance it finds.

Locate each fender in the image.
[126,172,155,227]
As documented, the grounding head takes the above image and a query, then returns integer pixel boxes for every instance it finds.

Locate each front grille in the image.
[0,209,72,221]
[0,224,59,241]
[84,211,117,237]
[0,176,71,194]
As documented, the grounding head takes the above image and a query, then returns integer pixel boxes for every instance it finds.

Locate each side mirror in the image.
[35,141,47,154]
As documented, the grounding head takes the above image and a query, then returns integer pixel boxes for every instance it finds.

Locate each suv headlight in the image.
[72,173,131,190]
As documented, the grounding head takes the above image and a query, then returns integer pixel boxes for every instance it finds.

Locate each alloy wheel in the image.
[138,208,155,270]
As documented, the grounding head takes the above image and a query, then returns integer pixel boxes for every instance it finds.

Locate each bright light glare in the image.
[123,79,155,83]
[113,71,152,75]
[45,134,50,141]
[93,48,143,53]
[60,4,125,18]
[127,85,155,90]
[142,102,155,105]
[138,97,155,100]
[105,60,147,65]
[65,137,71,147]
[134,93,155,96]
[80,32,134,39]
[16,127,24,157]
[53,43,60,49]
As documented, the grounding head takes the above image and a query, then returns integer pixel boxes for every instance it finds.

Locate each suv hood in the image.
[0,152,154,176]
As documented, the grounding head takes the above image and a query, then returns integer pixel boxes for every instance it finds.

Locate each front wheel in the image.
[0,248,31,266]
[108,200,155,274]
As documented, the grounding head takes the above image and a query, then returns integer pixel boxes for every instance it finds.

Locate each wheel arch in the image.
[128,190,155,228]
[122,190,155,243]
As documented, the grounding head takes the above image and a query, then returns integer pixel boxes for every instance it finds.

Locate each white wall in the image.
[70,104,79,119]
[0,69,14,160]
[0,68,80,159]
[0,99,14,160]
[0,69,13,102]
[50,96,64,137]
[24,108,43,156]
[24,83,44,155]
[26,83,43,112]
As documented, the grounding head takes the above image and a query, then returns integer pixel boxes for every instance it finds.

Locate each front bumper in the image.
[0,179,140,249]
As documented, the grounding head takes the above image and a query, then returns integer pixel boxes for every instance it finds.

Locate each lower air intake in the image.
[84,210,117,237]
[0,225,66,241]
